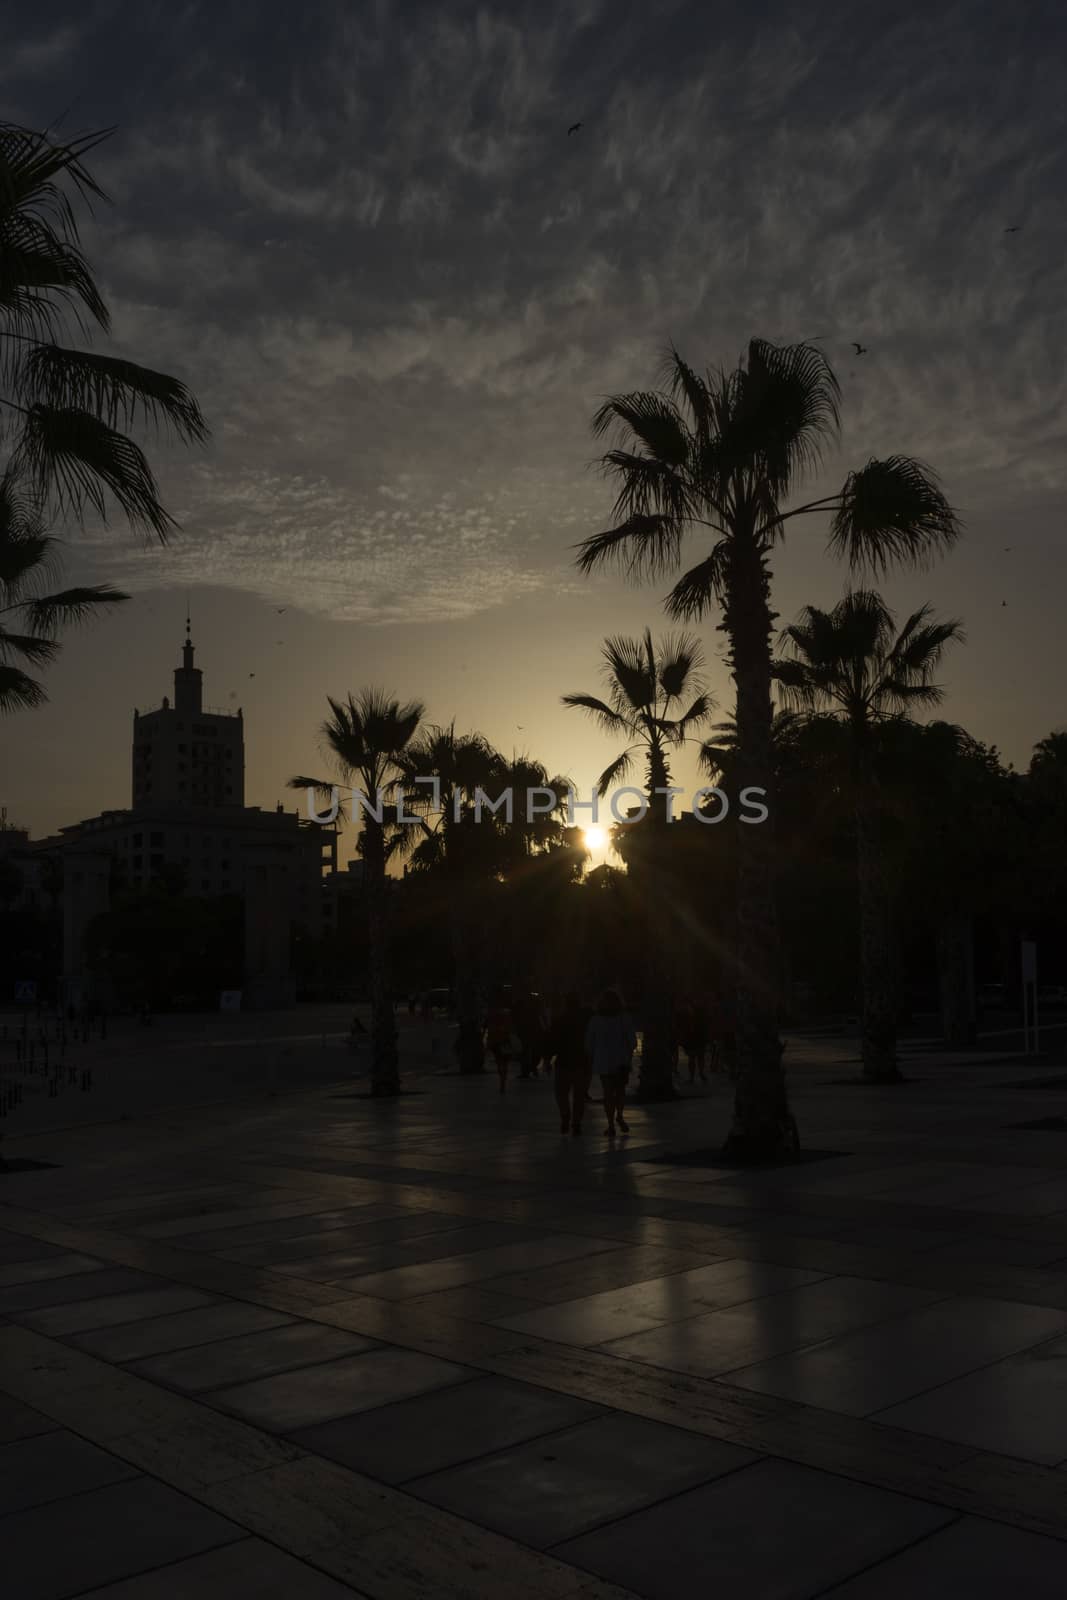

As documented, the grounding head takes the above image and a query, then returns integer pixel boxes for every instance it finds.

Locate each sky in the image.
[3,0,1066,859]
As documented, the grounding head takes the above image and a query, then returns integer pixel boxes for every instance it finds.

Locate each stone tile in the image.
[491,1260,828,1348]
[212,1347,474,1431]
[0,1266,161,1315]
[21,1285,215,1337]
[728,1295,1067,1416]
[295,1375,605,1483]
[0,1236,70,1267]
[0,1392,59,1444]
[875,1333,1067,1464]
[920,1235,1067,1268]
[71,1302,295,1363]
[169,1202,407,1251]
[404,1285,543,1323]
[219,1210,474,1264]
[131,1322,378,1393]
[68,1538,362,1598]
[410,1411,756,1548]
[554,1458,955,1598]
[604,1276,944,1377]
[0,1252,105,1287]
[826,1514,1067,1596]
[273,1222,543,1283]
[486,1246,710,1305]
[138,1200,337,1239]
[1,1475,243,1600]
[341,1237,645,1301]
[0,1428,140,1514]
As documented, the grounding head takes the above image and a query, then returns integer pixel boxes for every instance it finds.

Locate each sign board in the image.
[1021,941,1037,983]
[219,990,242,1012]
[14,980,36,1003]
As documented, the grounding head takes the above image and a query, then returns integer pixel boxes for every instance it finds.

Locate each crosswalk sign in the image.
[14,980,37,1002]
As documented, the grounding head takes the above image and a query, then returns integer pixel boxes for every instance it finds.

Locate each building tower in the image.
[132,621,245,809]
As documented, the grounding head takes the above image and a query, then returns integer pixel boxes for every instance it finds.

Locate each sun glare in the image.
[583,825,608,851]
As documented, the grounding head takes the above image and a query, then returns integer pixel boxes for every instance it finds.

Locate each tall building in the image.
[42,627,337,1009]
[132,621,245,809]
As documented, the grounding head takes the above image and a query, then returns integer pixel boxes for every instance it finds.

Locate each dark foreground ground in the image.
[2,1009,1067,1598]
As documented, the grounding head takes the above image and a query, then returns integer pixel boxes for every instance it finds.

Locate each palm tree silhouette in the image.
[576,340,960,1157]
[563,628,712,801]
[565,629,712,1099]
[1,122,207,539]
[290,690,423,1096]
[1,472,127,711]
[398,723,503,1073]
[774,590,964,1081]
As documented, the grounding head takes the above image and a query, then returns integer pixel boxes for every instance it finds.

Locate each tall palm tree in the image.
[290,690,424,1096]
[576,340,961,1156]
[562,628,712,803]
[1,122,207,539]
[774,590,964,1080]
[1,470,127,710]
[398,723,503,1072]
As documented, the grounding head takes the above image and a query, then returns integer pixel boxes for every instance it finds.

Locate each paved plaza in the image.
[2,1011,1067,1597]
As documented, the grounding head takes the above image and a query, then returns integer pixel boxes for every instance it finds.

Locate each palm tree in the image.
[1,121,207,539]
[562,628,712,803]
[774,590,964,1080]
[564,629,713,1098]
[576,340,961,1156]
[398,723,503,1072]
[1,469,127,710]
[290,690,423,1096]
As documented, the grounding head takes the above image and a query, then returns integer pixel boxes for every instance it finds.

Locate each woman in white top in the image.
[584,989,636,1137]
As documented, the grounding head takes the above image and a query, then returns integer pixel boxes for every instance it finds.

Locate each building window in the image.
[201,879,210,891]
[150,832,163,846]
[178,781,185,791]
[225,786,233,795]
[133,855,142,869]
[178,743,186,753]
[133,832,143,846]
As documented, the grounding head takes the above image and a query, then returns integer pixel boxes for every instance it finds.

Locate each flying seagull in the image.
[853,342,868,355]
[249,672,256,678]
[1004,225,1021,233]
[567,122,582,135]
[276,607,287,613]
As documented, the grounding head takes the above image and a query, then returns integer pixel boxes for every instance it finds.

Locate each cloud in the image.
[30,0,1066,634]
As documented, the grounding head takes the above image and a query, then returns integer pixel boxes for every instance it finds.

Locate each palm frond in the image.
[0,629,59,666]
[18,346,209,444]
[0,661,47,712]
[13,405,176,540]
[595,747,636,797]
[829,456,962,574]
[574,513,683,581]
[664,546,728,619]
[21,584,128,633]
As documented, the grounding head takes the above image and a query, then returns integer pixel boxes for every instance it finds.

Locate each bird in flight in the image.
[1004,225,1021,233]
[853,342,868,355]
[276,607,287,614]
[567,122,582,135]
[249,672,256,678]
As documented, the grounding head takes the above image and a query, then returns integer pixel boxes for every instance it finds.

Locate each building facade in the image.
[38,629,337,1009]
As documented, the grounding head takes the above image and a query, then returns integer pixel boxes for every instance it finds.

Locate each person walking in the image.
[485,988,516,1094]
[548,991,592,1135]
[585,989,636,1138]
[683,995,710,1082]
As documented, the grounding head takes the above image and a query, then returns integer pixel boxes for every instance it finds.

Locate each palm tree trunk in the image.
[855,802,901,1082]
[721,540,796,1159]
[451,892,484,1073]
[362,821,400,1095]
[937,912,976,1046]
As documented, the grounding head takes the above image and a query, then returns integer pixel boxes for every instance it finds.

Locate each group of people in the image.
[484,986,638,1138]
[673,992,735,1082]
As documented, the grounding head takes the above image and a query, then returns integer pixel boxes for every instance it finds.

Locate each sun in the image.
[583,825,608,851]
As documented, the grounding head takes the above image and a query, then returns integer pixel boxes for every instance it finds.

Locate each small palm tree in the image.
[774,590,964,1080]
[565,630,712,1100]
[290,690,424,1096]
[1,122,207,539]
[562,629,712,803]
[397,723,504,1072]
[1,470,127,711]
[577,340,961,1157]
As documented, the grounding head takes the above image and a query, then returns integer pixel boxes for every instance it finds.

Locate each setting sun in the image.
[583,825,608,851]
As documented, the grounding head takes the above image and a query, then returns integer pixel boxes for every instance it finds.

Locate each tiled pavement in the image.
[2,1024,1067,1596]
